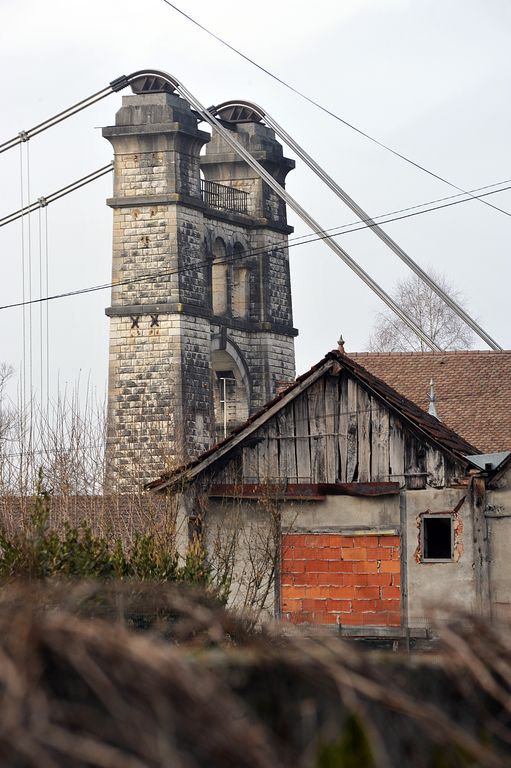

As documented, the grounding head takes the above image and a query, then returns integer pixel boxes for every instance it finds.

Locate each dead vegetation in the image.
[0,583,510,767]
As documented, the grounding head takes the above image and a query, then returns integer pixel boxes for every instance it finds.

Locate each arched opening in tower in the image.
[211,349,249,440]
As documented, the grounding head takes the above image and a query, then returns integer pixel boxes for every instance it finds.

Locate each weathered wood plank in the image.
[346,377,358,482]
[208,482,400,498]
[324,373,338,483]
[389,414,405,483]
[294,392,312,482]
[276,407,298,483]
[256,423,270,482]
[371,398,390,481]
[265,419,279,482]
[357,385,371,482]
[307,379,326,483]
[338,373,348,482]
[404,433,427,489]
[208,483,325,500]
[212,463,229,484]
[242,442,259,483]
[426,447,445,488]
[151,359,336,490]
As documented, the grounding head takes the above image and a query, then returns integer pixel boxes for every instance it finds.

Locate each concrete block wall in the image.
[281,533,401,626]
[177,207,208,307]
[105,314,180,490]
[110,204,177,308]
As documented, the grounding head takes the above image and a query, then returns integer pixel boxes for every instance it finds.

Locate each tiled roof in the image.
[147,350,477,491]
[350,351,511,453]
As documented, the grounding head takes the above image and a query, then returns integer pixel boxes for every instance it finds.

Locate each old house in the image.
[101,77,511,637]
[148,348,511,638]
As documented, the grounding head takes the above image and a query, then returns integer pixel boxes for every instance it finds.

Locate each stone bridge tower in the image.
[103,80,297,491]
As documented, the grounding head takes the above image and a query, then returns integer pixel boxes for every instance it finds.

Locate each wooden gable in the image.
[209,368,466,490]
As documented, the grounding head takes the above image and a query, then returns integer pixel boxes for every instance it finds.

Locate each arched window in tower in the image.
[211,237,228,315]
[211,349,249,440]
[232,243,250,320]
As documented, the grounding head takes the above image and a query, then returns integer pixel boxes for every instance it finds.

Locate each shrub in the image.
[0,470,209,589]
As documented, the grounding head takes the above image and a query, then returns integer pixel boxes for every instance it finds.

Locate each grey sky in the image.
[1,0,510,407]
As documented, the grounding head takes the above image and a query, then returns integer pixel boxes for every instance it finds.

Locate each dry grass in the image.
[0,583,510,767]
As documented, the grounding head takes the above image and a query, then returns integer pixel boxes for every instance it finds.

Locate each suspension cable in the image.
[123,69,442,351]
[0,69,501,352]
[210,100,502,350]
[0,83,124,155]
[0,164,113,227]
[44,204,50,426]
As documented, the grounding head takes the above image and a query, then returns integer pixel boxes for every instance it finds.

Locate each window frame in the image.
[421,513,454,563]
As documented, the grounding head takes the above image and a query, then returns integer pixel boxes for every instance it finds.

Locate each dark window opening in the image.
[423,516,453,561]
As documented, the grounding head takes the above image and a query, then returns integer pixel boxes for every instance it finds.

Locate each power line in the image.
[304,181,511,241]
[288,178,511,244]
[1,157,508,240]
[161,0,511,220]
[1,180,510,313]
[0,391,497,459]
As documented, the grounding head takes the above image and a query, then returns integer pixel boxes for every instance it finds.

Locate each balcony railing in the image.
[201,179,248,214]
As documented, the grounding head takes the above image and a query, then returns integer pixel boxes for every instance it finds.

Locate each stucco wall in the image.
[281,494,400,530]
[486,466,511,620]
[204,498,277,621]
[203,487,484,629]
[405,488,477,625]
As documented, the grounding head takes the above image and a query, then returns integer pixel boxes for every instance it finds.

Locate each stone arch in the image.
[210,336,251,439]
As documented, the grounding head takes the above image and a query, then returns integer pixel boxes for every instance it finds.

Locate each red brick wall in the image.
[281,533,401,626]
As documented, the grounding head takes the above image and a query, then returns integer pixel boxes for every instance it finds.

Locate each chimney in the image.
[428,378,440,420]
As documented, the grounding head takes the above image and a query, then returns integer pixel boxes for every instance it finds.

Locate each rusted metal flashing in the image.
[332,482,401,497]
[207,482,401,500]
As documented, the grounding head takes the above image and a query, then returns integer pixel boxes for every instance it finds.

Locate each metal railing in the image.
[201,179,248,214]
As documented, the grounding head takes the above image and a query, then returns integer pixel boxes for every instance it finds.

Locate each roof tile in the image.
[350,350,511,452]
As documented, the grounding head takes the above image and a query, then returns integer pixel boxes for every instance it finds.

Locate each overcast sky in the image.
[1,0,510,408]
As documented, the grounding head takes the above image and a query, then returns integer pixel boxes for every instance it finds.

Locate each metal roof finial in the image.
[337,334,345,354]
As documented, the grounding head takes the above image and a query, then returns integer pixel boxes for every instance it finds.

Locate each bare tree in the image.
[368,269,475,352]
[0,364,14,443]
